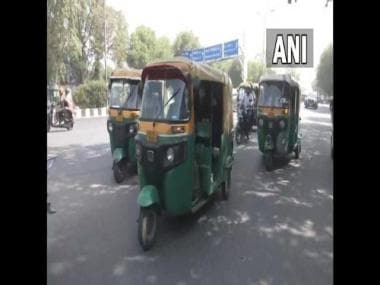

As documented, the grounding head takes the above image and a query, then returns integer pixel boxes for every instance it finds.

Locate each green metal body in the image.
[136,131,233,216]
[107,116,138,164]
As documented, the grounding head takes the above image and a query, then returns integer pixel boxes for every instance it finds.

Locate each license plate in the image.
[147,130,157,143]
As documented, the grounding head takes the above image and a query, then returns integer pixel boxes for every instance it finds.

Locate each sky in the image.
[106,0,333,92]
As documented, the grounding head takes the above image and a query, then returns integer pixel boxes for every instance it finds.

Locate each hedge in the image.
[73,80,107,108]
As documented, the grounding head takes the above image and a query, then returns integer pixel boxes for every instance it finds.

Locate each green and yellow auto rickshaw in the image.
[107,69,142,183]
[257,74,302,171]
[135,58,234,250]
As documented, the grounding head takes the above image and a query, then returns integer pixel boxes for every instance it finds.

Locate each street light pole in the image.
[104,0,107,82]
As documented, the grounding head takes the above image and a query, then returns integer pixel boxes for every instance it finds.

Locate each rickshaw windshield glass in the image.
[141,79,189,121]
[258,82,288,108]
[110,80,141,109]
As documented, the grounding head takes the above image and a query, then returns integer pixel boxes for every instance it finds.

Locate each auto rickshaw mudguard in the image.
[137,185,160,208]
[113,147,126,163]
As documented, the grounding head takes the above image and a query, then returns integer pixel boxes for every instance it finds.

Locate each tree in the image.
[228,59,243,88]
[316,43,333,97]
[111,11,129,68]
[154,36,173,60]
[172,31,200,56]
[47,0,130,85]
[47,0,74,85]
[210,59,242,87]
[127,26,157,69]
[247,60,266,83]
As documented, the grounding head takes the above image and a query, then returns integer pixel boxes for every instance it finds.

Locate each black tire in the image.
[113,161,126,183]
[221,168,231,200]
[264,152,273,171]
[295,143,301,159]
[138,207,158,251]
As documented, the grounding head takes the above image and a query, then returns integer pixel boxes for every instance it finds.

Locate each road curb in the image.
[74,107,107,118]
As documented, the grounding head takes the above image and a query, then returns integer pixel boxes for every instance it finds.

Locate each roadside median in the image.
[74,107,107,119]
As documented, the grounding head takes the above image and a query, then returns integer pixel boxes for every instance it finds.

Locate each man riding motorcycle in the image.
[55,87,75,128]
[237,88,254,140]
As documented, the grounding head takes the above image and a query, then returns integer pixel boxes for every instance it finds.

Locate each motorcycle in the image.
[48,100,74,131]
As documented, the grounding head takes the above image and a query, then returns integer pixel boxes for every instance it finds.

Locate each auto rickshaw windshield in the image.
[140,78,189,121]
[109,80,141,109]
[258,81,288,108]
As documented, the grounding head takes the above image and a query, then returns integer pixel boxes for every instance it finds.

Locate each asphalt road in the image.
[47,104,333,285]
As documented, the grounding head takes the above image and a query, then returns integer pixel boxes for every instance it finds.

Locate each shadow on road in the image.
[47,120,332,284]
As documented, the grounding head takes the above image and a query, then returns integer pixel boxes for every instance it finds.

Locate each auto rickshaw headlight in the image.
[258,118,264,127]
[135,143,142,161]
[129,124,135,134]
[166,147,175,163]
[107,121,113,132]
[279,120,285,129]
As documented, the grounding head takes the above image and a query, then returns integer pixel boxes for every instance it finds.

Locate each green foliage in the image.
[211,59,242,88]
[73,80,107,108]
[316,43,333,96]
[228,59,243,88]
[247,60,266,83]
[47,0,129,85]
[127,26,157,69]
[154,36,173,60]
[172,31,201,56]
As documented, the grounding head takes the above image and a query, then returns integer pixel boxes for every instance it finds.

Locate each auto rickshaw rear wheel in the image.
[138,206,158,251]
[113,161,126,183]
[264,152,273,171]
[294,143,301,159]
[221,168,231,200]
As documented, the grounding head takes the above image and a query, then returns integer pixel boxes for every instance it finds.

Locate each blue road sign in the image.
[223,39,239,57]
[191,48,204,62]
[181,50,191,58]
[182,39,239,62]
[204,44,222,61]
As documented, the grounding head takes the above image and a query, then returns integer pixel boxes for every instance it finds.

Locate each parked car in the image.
[304,96,318,109]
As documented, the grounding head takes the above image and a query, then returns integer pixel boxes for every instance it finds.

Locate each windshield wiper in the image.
[152,87,181,125]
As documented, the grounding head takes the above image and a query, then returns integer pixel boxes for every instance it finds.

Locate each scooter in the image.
[48,101,74,131]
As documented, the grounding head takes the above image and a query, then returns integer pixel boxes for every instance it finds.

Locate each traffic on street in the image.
[47,102,333,285]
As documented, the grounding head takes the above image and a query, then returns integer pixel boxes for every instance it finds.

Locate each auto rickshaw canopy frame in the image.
[142,57,232,90]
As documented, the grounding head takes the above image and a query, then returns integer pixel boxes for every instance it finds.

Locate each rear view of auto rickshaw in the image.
[135,58,234,250]
[235,82,255,144]
[257,74,302,171]
[107,69,142,183]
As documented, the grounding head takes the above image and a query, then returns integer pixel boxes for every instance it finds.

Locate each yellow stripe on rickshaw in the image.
[109,109,140,120]
[138,121,194,135]
[258,107,288,117]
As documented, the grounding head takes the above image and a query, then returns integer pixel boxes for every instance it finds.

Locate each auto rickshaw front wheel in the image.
[113,161,126,183]
[138,206,158,251]
[264,152,273,171]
